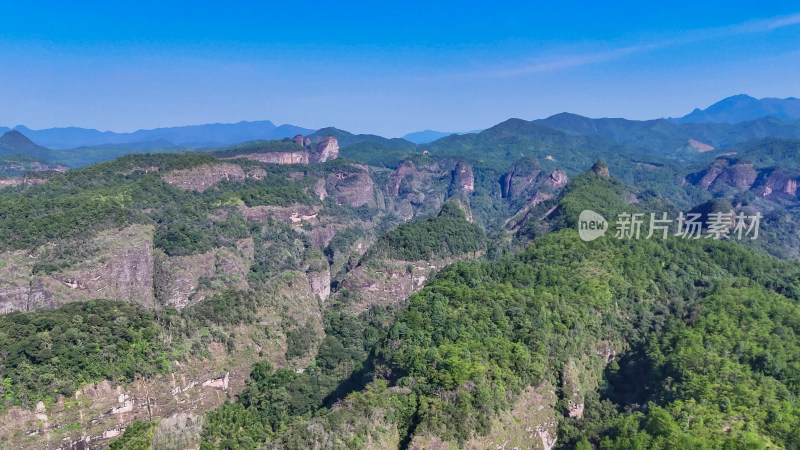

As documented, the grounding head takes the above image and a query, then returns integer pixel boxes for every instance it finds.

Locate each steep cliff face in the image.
[0,273,324,449]
[0,224,156,313]
[505,170,569,230]
[237,204,322,224]
[546,169,568,189]
[335,258,462,313]
[501,158,542,199]
[222,151,310,165]
[248,134,339,164]
[163,163,251,191]
[693,158,729,188]
[753,169,800,197]
[327,165,377,208]
[451,161,475,193]
[306,255,332,301]
[312,135,339,163]
[384,157,455,220]
[689,157,800,199]
[689,158,757,190]
[154,243,252,309]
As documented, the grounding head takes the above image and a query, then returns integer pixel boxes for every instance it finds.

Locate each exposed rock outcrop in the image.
[237,204,322,223]
[0,224,156,313]
[154,244,251,309]
[389,159,418,197]
[504,169,568,231]
[688,138,714,152]
[327,165,377,208]
[219,133,342,165]
[753,168,800,197]
[409,383,558,450]
[690,158,757,190]
[546,169,568,189]
[562,362,584,420]
[336,258,455,313]
[222,151,310,165]
[307,259,331,302]
[450,161,474,193]
[385,157,452,220]
[0,273,325,449]
[591,160,610,178]
[500,158,542,199]
[312,135,339,163]
[163,163,252,191]
[689,156,800,199]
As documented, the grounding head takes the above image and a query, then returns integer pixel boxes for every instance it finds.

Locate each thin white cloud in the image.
[489,44,654,77]
[481,11,800,78]
[731,12,800,33]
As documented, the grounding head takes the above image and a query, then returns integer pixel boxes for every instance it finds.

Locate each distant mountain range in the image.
[0,121,315,150]
[534,112,800,155]
[2,94,800,170]
[671,94,800,123]
[402,130,482,144]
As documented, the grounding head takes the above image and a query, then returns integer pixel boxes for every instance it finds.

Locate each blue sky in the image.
[1,1,800,136]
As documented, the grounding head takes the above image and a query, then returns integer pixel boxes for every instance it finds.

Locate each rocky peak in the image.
[591,161,610,178]
[451,161,474,193]
[389,159,418,197]
[312,135,339,163]
[500,158,541,199]
[753,169,800,198]
[546,169,568,189]
[693,157,761,190]
[292,134,305,147]
[688,157,799,199]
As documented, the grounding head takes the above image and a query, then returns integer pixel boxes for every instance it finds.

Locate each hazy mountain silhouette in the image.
[671,94,800,124]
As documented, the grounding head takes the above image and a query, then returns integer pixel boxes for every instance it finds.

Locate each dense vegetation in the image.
[364,202,486,261]
[212,139,305,159]
[0,300,170,407]
[0,287,297,412]
[200,297,394,448]
[109,420,159,450]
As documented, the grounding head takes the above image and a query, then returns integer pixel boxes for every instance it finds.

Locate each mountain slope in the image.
[0,130,56,163]
[402,129,454,144]
[535,112,800,156]
[0,130,50,156]
[672,94,800,123]
[307,126,416,149]
[425,118,658,174]
[402,129,483,144]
